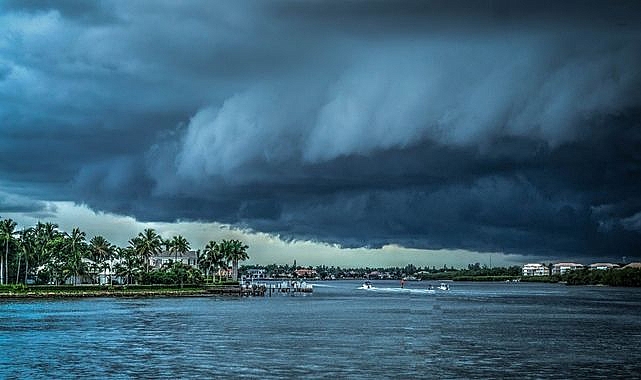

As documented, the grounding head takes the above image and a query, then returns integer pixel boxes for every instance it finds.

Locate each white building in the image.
[588,263,620,270]
[522,263,550,276]
[150,250,199,269]
[246,268,267,280]
[552,262,584,275]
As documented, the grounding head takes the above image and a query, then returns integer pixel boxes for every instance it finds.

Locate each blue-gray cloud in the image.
[0,190,55,217]
[1,0,640,261]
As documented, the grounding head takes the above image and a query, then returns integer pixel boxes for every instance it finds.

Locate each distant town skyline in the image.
[1,1,640,265]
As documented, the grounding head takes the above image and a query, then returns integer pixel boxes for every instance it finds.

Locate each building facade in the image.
[522,263,550,276]
[150,251,199,270]
[588,263,620,270]
[551,262,584,275]
[246,268,267,280]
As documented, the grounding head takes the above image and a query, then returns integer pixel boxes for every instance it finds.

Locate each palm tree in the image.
[130,228,162,274]
[34,222,59,284]
[89,235,115,285]
[89,236,113,263]
[201,240,228,282]
[169,235,190,264]
[0,218,18,285]
[114,247,141,285]
[42,233,67,285]
[199,241,214,280]
[219,239,249,281]
[63,227,88,285]
[163,238,172,255]
[17,228,36,284]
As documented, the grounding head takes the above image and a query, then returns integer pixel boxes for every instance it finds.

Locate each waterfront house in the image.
[522,263,550,276]
[588,263,620,270]
[61,258,116,285]
[551,262,584,275]
[83,257,115,285]
[150,250,199,269]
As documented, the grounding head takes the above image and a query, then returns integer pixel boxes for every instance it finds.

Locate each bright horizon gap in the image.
[1,201,534,269]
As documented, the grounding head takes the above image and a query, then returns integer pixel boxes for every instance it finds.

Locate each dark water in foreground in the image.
[1,281,640,379]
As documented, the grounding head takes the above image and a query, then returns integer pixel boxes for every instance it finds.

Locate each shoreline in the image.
[0,285,262,299]
[0,282,320,298]
[0,290,212,299]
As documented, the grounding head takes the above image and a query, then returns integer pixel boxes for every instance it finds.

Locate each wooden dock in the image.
[258,281,314,296]
[205,285,266,297]
[204,281,313,297]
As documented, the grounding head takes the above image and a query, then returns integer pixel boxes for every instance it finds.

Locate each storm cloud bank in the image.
[1,0,641,260]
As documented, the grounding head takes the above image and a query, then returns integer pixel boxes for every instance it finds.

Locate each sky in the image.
[1,0,641,267]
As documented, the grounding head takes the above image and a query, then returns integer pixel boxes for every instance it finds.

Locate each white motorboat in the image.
[437,283,450,291]
[359,281,374,290]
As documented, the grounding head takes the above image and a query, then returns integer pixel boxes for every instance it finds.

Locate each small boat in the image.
[437,283,450,291]
[359,281,374,290]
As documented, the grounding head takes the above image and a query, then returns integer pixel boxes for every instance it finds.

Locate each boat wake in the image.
[357,286,438,294]
[309,283,335,288]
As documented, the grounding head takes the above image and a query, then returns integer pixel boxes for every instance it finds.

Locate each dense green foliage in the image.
[562,268,641,286]
[416,271,460,280]
[139,262,204,286]
[451,275,517,282]
[412,266,521,281]
[0,217,249,287]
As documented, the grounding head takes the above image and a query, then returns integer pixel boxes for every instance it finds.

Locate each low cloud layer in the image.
[1,1,640,261]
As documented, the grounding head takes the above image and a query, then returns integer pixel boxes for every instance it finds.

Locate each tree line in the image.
[0,218,248,286]
[239,263,523,280]
[560,267,641,287]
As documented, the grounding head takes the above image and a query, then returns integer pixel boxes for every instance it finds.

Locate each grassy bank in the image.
[518,275,560,283]
[0,283,240,298]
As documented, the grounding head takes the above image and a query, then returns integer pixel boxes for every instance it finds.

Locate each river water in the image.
[1,281,640,379]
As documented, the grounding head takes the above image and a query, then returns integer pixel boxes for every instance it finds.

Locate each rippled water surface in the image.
[1,281,640,379]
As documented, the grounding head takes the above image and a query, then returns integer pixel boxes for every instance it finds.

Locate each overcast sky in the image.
[1,0,641,267]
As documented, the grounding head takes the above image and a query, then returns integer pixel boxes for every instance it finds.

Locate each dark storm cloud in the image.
[1,1,641,261]
[0,190,55,216]
[1,0,117,24]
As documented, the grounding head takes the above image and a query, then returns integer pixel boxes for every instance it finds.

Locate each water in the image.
[1,281,640,379]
